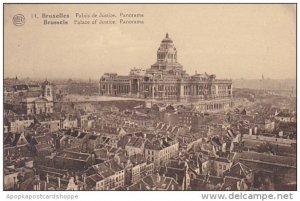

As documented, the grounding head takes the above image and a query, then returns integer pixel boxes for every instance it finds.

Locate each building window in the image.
[47,88,51,96]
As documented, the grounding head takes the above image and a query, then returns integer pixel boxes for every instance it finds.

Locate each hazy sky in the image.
[4,4,296,80]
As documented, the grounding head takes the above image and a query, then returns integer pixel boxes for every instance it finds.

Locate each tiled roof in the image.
[128,174,178,190]
[56,150,91,161]
[222,177,240,190]
[223,162,252,179]
[234,152,296,168]
[126,137,146,148]
[129,153,146,165]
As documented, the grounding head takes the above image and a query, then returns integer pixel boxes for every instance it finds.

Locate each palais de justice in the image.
[99,33,233,110]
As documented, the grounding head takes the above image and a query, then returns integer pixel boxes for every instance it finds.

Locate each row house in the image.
[8,116,35,133]
[114,153,154,186]
[85,159,125,190]
[60,115,78,129]
[125,137,147,156]
[34,113,61,132]
[159,159,190,190]
[144,136,179,167]
[61,129,89,151]
[212,157,233,177]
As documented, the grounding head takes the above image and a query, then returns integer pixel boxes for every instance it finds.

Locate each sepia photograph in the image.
[2,2,297,195]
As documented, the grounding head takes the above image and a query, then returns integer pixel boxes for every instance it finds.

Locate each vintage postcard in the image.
[3,3,297,195]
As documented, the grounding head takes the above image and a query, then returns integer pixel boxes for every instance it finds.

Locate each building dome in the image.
[161,33,173,43]
[155,33,177,64]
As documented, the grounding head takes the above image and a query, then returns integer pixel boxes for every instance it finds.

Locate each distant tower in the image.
[291,86,294,97]
[40,80,54,114]
[14,75,18,85]
[42,80,53,99]
[89,77,92,96]
[261,74,265,93]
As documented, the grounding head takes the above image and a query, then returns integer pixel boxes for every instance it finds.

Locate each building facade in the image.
[144,137,179,168]
[20,81,54,115]
[99,33,233,105]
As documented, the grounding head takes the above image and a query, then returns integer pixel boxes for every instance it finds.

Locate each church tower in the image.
[42,80,53,100]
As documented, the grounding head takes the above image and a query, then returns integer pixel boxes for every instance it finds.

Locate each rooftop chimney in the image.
[156,173,161,182]
[46,173,49,183]
[57,177,61,189]
[83,174,86,183]
[254,127,257,135]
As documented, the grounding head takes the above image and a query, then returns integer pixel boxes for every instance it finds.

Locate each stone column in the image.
[137,80,140,97]
[129,80,132,96]
[99,82,101,95]
[180,84,184,98]
[152,84,155,98]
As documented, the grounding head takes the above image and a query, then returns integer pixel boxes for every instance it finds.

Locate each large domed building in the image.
[99,33,233,111]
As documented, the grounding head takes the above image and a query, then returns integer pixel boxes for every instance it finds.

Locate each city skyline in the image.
[4,4,296,80]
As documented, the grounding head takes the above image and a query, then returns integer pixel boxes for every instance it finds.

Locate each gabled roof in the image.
[12,133,29,146]
[77,132,88,139]
[223,162,252,179]
[4,133,14,145]
[34,143,53,151]
[127,174,179,190]
[56,150,91,162]
[89,159,123,178]
[276,112,291,117]
[88,135,99,140]
[126,137,147,148]
[31,134,52,144]
[234,152,296,168]
[129,153,147,165]
[159,166,185,185]
[222,177,240,190]
[117,135,131,149]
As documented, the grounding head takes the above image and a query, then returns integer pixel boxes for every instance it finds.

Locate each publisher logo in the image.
[13,14,25,26]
